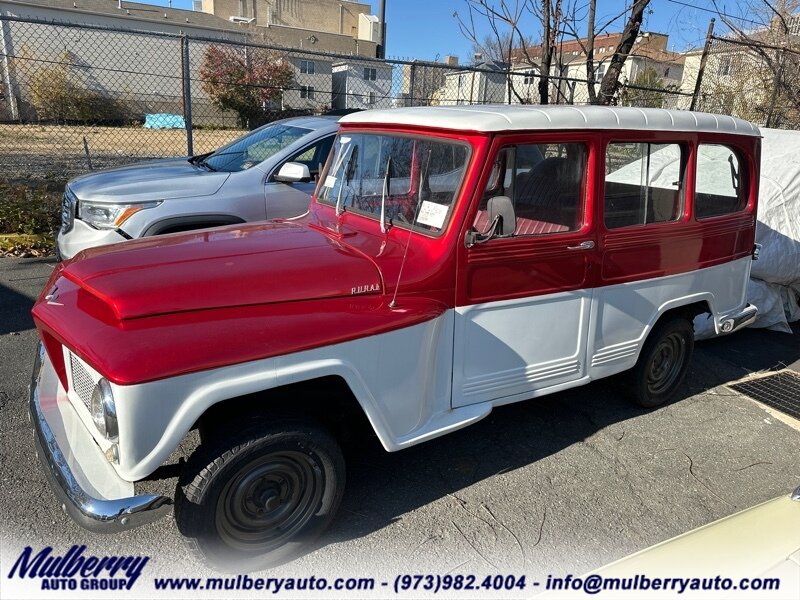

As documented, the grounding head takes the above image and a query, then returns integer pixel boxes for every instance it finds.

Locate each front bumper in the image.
[29,344,172,533]
[57,219,128,261]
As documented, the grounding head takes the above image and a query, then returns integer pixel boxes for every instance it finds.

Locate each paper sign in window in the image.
[417,201,448,229]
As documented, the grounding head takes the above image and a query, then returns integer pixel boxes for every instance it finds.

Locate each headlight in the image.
[78,200,162,230]
[90,378,118,441]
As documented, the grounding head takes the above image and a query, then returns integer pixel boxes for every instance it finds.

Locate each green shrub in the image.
[0,181,61,235]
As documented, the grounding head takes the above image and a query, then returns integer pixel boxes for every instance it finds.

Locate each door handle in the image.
[567,240,595,250]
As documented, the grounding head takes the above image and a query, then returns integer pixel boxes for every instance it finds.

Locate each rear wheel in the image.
[627,316,694,408]
[175,419,345,572]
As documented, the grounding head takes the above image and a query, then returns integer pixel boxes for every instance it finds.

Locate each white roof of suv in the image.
[340,105,761,137]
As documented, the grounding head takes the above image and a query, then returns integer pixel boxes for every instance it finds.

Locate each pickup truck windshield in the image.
[201,123,311,172]
[318,133,471,235]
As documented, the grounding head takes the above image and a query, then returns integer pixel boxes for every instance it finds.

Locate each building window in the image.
[599,47,606,54]
[239,0,247,17]
[368,91,377,104]
[363,67,377,81]
[595,63,605,80]
[299,60,315,74]
[523,70,535,85]
[300,85,315,100]
[717,57,732,76]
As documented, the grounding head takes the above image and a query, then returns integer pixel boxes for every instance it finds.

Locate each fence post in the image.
[0,18,19,121]
[181,35,194,156]
[690,18,715,111]
[409,62,416,106]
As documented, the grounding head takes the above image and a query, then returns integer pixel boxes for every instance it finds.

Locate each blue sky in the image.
[139,1,738,60]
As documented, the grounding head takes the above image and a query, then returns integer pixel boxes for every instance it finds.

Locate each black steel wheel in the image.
[175,419,345,572]
[627,316,694,408]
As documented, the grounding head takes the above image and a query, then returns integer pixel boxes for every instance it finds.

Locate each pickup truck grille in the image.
[61,189,76,234]
[69,352,94,411]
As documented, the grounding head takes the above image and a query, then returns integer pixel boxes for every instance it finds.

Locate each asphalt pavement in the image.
[1,256,799,597]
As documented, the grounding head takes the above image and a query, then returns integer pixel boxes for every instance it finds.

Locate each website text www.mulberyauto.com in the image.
[151,573,782,595]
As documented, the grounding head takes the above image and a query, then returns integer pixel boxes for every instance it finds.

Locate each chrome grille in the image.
[61,189,76,234]
[69,353,94,411]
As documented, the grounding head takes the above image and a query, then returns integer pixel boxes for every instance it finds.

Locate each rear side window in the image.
[695,144,747,219]
[604,143,685,229]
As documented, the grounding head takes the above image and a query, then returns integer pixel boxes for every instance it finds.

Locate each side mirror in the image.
[487,195,516,236]
[274,162,311,183]
[465,196,516,247]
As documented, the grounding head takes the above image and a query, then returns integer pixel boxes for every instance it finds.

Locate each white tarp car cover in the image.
[605,130,800,337]
[744,128,800,334]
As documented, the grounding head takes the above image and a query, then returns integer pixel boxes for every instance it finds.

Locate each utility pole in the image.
[377,0,386,59]
[690,18,715,111]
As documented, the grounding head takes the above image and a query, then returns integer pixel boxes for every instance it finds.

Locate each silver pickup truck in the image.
[57,116,338,259]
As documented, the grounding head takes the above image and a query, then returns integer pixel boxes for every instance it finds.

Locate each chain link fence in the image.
[693,35,800,129]
[0,15,736,184]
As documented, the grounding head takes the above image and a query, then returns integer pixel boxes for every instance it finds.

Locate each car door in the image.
[452,134,597,408]
[265,135,335,219]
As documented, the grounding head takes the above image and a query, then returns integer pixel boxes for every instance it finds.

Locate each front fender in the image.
[114,309,455,481]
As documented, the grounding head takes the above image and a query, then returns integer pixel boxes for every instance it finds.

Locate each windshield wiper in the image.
[335,145,357,216]
[380,156,392,234]
[197,157,216,171]
[189,152,216,171]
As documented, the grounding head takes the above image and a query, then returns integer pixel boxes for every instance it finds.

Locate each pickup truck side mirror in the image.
[274,161,312,183]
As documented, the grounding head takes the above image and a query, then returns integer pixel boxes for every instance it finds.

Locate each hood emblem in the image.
[351,283,380,295]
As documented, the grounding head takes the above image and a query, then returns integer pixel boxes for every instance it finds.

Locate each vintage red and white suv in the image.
[30,105,761,570]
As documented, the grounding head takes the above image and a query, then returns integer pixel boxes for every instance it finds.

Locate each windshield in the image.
[201,122,312,172]
[317,132,471,235]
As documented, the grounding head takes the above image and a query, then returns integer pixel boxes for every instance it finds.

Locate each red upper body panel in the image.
[32,209,456,386]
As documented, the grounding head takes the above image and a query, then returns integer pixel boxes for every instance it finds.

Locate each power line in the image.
[664,0,768,28]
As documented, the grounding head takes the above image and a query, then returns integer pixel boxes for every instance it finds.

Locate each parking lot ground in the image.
[2,256,799,595]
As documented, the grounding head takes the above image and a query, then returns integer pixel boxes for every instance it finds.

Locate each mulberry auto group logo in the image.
[7,545,149,591]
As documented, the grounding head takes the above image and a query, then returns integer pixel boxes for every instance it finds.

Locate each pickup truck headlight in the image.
[79,200,162,230]
[90,378,118,441]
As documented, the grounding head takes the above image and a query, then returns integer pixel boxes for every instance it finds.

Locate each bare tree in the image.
[539,0,562,105]
[597,0,651,103]
[456,1,653,106]
[455,1,560,104]
[560,1,651,104]
[705,0,800,126]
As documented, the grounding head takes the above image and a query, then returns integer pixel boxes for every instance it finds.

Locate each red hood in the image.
[62,221,383,320]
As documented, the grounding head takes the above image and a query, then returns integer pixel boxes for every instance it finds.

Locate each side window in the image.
[695,144,747,219]
[605,142,685,229]
[287,136,335,179]
[474,142,587,236]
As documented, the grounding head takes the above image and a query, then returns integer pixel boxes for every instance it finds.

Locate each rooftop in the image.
[340,105,761,136]
[2,0,239,32]
[511,31,684,67]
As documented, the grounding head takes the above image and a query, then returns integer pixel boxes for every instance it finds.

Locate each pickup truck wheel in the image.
[627,317,694,408]
[175,420,345,572]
